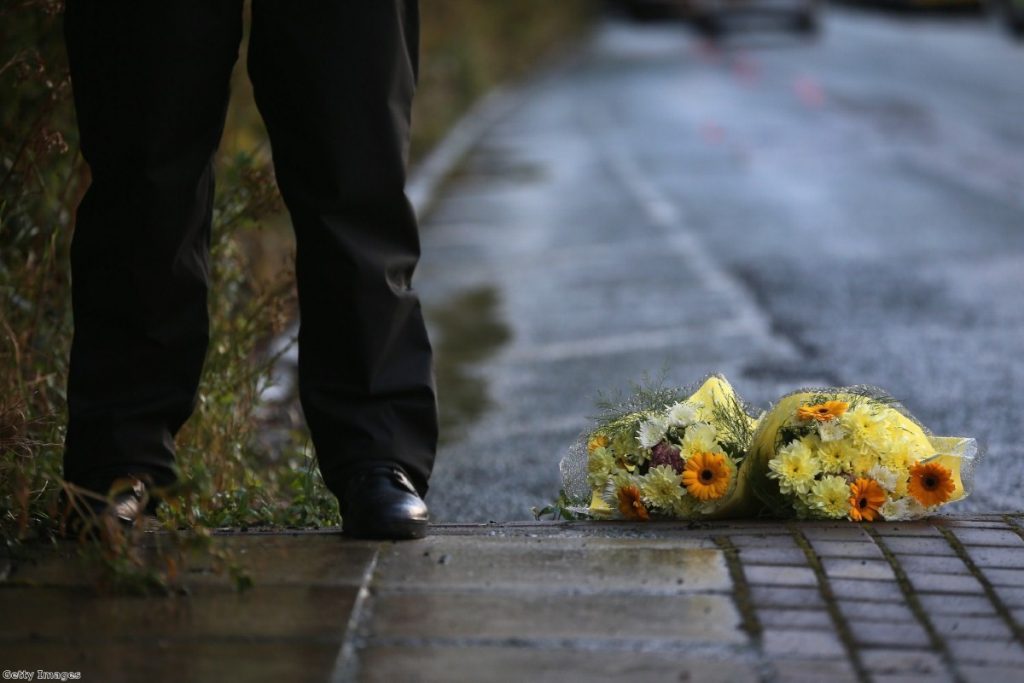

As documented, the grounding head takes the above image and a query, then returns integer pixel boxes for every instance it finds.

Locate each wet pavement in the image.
[4,516,1024,682]
[418,8,1024,521]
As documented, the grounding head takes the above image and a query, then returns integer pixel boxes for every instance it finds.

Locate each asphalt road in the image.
[417,7,1024,521]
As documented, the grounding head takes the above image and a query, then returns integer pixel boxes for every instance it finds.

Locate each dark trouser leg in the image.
[62,1,243,494]
[248,0,438,499]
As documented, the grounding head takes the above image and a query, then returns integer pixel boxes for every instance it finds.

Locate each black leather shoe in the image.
[339,465,429,540]
[60,477,151,540]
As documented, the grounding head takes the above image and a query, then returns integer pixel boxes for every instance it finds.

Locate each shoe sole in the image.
[343,517,428,540]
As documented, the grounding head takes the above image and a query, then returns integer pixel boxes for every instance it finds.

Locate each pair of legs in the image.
[61,1,438,508]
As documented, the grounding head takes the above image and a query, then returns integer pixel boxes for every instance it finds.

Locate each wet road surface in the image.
[418,8,1024,521]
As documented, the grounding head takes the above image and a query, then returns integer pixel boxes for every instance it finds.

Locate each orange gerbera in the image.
[681,452,731,501]
[797,400,850,422]
[908,461,955,507]
[588,434,610,453]
[617,485,649,521]
[848,478,886,522]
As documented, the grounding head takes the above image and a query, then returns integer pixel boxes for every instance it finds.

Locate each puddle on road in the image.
[426,286,512,445]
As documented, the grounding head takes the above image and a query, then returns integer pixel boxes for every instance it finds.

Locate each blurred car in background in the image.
[615,0,691,20]
[691,0,820,35]
[846,0,979,7]
[613,0,819,33]
[993,0,1024,36]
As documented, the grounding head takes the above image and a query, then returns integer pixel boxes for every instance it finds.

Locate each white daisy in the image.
[666,402,698,428]
[817,419,846,443]
[879,498,911,521]
[636,416,668,449]
[868,464,898,492]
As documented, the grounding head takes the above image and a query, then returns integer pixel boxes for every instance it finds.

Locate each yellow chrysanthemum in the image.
[873,433,896,458]
[767,439,820,494]
[588,434,610,454]
[641,465,685,509]
[848,478,886,522]
[792,495,815,520]
[880,438,916,497]
[681,422,718,459]
[878,438,913,472]
[814,439,847,474]
[670,495,699,518]
[908,461,955,508]
[611,432,639,462]
[846,447,878,478]
[797,400,849,422]
[587,446,617,488]
[616,458,637,473]
[881,411,910,439]
[840,403,889,450]
[810,475,851,519]
[681,452,732,501]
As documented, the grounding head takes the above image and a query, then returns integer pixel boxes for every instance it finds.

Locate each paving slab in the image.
[994,587,1024,607]
[0,584,359,640]
[848,620,932,649]
[762,628,846,658]
[0,641,340,683]
[811,541,886,559]
[749,585,827,610]
[734,546,810,565]
[744,565,820,587]
[357,646,761,683]
[771,659,859,683]
[858,648,947,676]
[372,535,731,594]
[837,600,917,624]
[895,555,970,575]
[949,529,1024,547]
[757,608,834,629]
[8,533,376,588]
[931,615,1013,639]
[822,559,897,581]
[959,664,1024,683]
[366,591,745,644]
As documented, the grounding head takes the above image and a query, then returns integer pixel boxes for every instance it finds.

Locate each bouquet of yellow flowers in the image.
[745,386,978,521]
[560,377,980,522]
[560,375,761,520]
